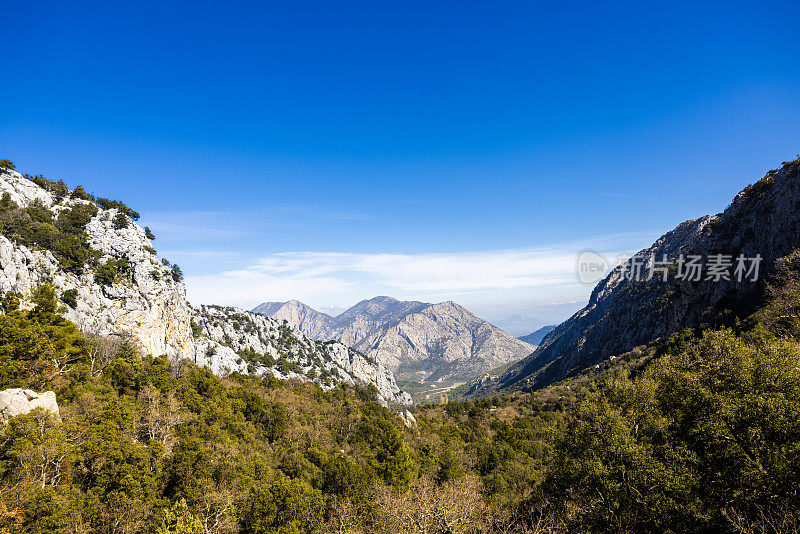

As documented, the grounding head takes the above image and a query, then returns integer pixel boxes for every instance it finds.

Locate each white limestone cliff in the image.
[0,169,411,405]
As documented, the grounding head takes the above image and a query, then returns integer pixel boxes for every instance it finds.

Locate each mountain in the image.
[252,296,534,386]
[330,296,430,348]
[518,325,556,345]
[249,301,285,316]
[494,157,800,392]
[252,299,334,339]
[489,313,548,337]
[483,302,586,336]
[0,166,410,405]
[191,304,410,404]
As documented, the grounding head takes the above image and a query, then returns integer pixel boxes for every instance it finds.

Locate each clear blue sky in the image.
[2,1,800,320]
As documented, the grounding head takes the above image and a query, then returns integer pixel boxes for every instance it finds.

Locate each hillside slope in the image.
[518,325,555,345]
[496,157,800,391]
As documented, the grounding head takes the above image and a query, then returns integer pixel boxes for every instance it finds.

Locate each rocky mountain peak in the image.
[254,296,534,392]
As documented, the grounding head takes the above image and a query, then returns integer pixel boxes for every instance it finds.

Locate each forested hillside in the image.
[1,158,799,533]
[1,253,799,532]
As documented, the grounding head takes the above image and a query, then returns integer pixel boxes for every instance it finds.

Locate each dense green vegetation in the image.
[0,280,798,533]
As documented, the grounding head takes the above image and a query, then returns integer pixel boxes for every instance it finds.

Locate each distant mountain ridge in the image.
[252,299,334,339]
[518,325,556,345]
[252,296,534,383]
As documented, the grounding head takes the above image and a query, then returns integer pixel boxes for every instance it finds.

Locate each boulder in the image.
[0,388,61,423]
[400,409,417,427]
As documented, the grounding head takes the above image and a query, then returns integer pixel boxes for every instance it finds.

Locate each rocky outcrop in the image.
[0,169,411,405]
[463,373,493,396]
[253,296,533,383]
[191,305,412,405]
[0,388,60,423]
[0,169,194,359]
[496,158,800,392]
[400,409,417,428]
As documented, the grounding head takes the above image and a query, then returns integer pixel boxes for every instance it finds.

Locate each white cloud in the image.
[184,232,656,310]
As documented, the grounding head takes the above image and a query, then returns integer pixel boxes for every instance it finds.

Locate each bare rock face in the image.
[254,296,533,383]
[0,169,195,360]
[497,158,800,392]
[400,409,417,428]
[0,169,411,405]
[0,388,60,423]
[356,300,534,377]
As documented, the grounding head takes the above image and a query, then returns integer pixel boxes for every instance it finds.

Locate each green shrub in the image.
[240,477,323,534]
[156,498,204,534]
[70,185,95,201]
[60,289,78,308]
[1,199,100,275]
[190,320,202,337]
[0,192,17,212]
[26,174,69,200]
[437,447,465,483]
[96,197,140,220]
[0,159,15,171]
[95,258,129,286]
[1,290,20,312]
[170,264,183,283]
[112,212,129,229]
[25,199,53,224]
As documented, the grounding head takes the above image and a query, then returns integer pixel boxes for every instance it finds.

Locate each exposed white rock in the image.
[0,169,411,405]
[0,388,60,423]
[400,409,417,427]
[0,169,194,359]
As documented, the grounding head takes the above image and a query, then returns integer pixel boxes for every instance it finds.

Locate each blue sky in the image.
[2,1,800,324]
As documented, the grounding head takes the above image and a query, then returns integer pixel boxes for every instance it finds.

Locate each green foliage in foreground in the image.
[0,284,799,533]
[543,328,800,532]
